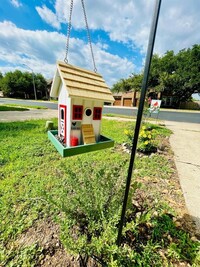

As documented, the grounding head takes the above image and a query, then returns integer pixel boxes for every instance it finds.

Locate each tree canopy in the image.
[0,70,48,99]
[111,74,143,93]
[111,44,200,103]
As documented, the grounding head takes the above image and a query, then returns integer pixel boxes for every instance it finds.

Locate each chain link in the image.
[64,0,74,63]
[64,0,97,72]
[80,0,97,72]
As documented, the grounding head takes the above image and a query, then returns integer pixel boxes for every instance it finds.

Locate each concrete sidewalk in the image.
[165,121,200,231]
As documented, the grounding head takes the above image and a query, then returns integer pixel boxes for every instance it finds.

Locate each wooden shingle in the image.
[51,61,114,103]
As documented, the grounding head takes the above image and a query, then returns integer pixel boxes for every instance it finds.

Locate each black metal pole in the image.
[116,0,162,246]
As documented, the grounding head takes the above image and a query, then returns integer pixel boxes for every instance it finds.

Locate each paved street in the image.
[0,98,57,110]
[103,106,200,124]
[0,98,200,123]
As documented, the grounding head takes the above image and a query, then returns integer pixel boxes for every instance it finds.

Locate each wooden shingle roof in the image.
[50,61,114,103]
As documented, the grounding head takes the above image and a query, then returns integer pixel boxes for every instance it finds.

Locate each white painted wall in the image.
[58,88,104,147]
[58,83,68,105]
[82,99,94,125]
[70,97,104,145]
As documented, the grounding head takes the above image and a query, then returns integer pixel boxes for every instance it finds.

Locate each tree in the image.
[0,71,15,97]
[111,74,142,93]
[34,73,48,99]
[129,73,143,91]
[111,78,132,93]
[0,70,48,99]
[149,45,200,103]
[112,44,200,104]
[175,45,200,101]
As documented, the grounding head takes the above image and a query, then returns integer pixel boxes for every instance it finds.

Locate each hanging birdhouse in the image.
[48,61,115,157]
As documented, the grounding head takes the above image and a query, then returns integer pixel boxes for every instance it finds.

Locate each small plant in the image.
[124,124,158,154]
[137,125,157,153]
[124,129,133,141]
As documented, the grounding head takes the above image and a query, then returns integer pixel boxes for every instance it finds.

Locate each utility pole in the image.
[23,64,37,100]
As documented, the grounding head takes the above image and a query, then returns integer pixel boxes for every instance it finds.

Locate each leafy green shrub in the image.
[43,160,129,264]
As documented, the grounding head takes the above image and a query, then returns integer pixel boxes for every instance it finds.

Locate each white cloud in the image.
[2,0,200,86]
[10,0,22,8]
[155,0,200,54]
[35,0,70,30]
[36,0,154,53]
[36,5,61,30]
[0,21,134,86]
[55,0,68,24]
[0,21,65,77]
[36,0,200,57]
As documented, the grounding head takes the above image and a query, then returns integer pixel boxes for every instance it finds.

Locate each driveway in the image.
[165,121,200,231]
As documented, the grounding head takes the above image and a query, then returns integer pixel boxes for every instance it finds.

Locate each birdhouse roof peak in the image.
[50,61,114,103]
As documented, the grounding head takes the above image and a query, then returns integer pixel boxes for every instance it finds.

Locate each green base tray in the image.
[48,130,114,157]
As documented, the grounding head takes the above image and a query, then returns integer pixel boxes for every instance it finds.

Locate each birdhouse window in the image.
[61,109,64,120]
[73,105,83,120]
[85,108,92,117]
[93,107,102,120]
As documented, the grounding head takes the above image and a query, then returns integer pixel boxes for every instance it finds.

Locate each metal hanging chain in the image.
[64,0,74,63]
[64,0,97,72]
[81,0,97,72]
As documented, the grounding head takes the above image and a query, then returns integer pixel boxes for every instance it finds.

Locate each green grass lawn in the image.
[0,119,199,266]
[103,113,136,119]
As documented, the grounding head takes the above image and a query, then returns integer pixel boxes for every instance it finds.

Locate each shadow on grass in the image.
[0,121,42,136]
[0,105,29,111]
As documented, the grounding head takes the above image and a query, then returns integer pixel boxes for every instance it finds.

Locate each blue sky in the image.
[0,0,200,94]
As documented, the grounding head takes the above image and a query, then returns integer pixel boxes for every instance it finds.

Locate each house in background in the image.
[113,87,200,109]
[50,61,114,147]
[113,91,140,107]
